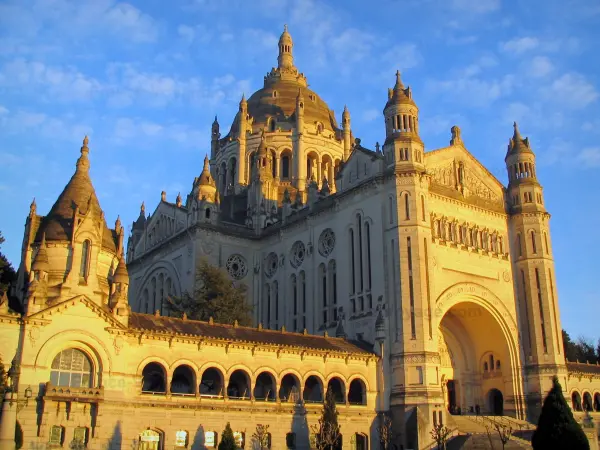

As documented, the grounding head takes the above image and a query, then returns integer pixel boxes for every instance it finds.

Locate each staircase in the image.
[444,415,533,449]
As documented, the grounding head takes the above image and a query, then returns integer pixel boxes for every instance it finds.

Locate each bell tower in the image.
[383,71,439,448]
[505,122,565,421]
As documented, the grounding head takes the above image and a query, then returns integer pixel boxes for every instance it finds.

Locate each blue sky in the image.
[0,0,598,342]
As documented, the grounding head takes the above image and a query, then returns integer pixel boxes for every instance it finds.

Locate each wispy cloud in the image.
[500,37,539,54]
[546,72,598,109]
[577,148,600,167]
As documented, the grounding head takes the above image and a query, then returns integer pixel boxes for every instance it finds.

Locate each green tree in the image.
[218,423,238,450]
[251,424,270,450]
[0,231,17,294]
[532,376,590,450]
[563,330,579,362]
[311,389,342,450]
[166,259,252,326]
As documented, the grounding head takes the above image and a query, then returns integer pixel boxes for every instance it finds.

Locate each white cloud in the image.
[426,74,515,108]
[528,56,553,78]
[547,73,598,109]
[0,109,93,142]
[500,37,539,54]
[450,0,500,13]
[0,105,9,115]
[503,102,530,124]
[111,117,207,148]
[382,43,422,72]
[577,148,600,167]
[361,109,379,123]
[330,28,376,64]
[0,59,101,101]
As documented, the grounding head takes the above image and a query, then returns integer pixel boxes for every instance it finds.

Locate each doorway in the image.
[139,429,162,450]
[447,380,457,413]
[488,389,504,415]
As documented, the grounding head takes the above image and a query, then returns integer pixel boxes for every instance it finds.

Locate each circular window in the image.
[290,241,306,268]
[318,228,336,257]
[264,252,278,278]
[226,254,248,280]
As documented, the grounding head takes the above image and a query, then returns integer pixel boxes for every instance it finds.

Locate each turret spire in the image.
[394,70,404,90]
[76,135,90,172]
[277,24,294,70]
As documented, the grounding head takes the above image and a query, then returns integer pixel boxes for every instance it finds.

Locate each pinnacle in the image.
[395,70,404,89]
[76,135,91,172]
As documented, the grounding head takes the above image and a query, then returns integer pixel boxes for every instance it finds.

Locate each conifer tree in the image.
[166,259,252,326]
[218,422,238,450]
[532,376,590,450]
[311,389,342,450]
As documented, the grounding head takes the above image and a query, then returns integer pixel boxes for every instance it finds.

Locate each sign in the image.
[205,431,216,448]
[234,432,244,448]
[175,430,188,447]
[140,430,160,442]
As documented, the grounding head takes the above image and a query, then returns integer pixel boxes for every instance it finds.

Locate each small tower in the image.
[342,105,351,161]
[294,88,306,192]
[382,71,425,173]
[235,95,248,192]
[26,234,50,315]
[505,122,565,421]
[277,24,294,70]
[110,251,131,326]
[211,115,220,162]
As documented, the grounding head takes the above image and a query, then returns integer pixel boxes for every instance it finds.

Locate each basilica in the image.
[1,26,599,450]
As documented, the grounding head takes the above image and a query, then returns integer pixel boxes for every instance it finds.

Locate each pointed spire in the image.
[32,232,50,273]
[213,115,218,125]
[113,248,129,285]
[140,202,145,216]
[240,93,247,108]
[513,121,521,140]
[76,135,90,172]
[203,155,210,171]
[176,192,182,207]
[115,215,121,231]
[29,198,37,216]
[394,70,404,90]
[257,129,267,156]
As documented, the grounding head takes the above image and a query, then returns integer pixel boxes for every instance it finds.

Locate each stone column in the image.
[0,392,17,449]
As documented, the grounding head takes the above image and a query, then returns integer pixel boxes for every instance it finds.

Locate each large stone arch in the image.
[434,282,524,418]
[134,260,182,313]
[35,329,113,387]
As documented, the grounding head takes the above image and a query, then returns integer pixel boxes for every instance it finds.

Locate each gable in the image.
[425,145,506,211]
[335,147,383,193]
[28,295,126,330]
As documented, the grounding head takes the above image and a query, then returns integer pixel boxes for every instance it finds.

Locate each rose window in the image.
[318,228,336,257]
[264,252,278,278]
[290,241,306,268]
[226,254,248,280]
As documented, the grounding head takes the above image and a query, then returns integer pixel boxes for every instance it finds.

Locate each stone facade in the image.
[1,25,600,450]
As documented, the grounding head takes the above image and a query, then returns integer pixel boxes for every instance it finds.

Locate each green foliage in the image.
[218,423,238,450]
[252,424,270,450]
[562,330,600,364]
[532,376,590,450]
[0,231,17,294]
[166,259,252,326]
[312,389,342,450]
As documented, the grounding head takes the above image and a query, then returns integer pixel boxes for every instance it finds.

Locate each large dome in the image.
[227,26,340,137]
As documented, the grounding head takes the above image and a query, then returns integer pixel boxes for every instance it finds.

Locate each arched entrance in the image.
[488,389,504,415]
[436,290,518,417]
[139,429,163,450]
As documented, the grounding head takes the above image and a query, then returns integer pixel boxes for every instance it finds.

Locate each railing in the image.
[45,382,104,402]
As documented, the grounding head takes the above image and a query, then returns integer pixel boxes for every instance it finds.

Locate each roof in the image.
[505,122,534,159]
[567,362,600,375]
[129,312,375,356]
[35,137,117,252]
[384,71,417,109]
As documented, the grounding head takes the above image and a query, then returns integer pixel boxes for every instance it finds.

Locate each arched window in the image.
[282,155,290,179]
[349,228,356,294]
[572,392,583,411]
[483,362,488,372]
[50,348,93,387]
[404,193,410,220]
[365,222,372,291]
[227,369,251,400]
[199,368,223,397]
[80,240,91,280]
[303,376,323,403]
[517,234,522,257]
[300,271,307,330]
[205,208,211,219]
[593,393,600,412]
[291,274,298,332]
[357,214,364,292]
[348,379,366,405]
[280,374,301,403]
[142,362,167,393]
[328,260,338,321]
[320,264,327,326]
[327,377,345,404]
[544,232,549,254]
[530,230,537,254]
[254,372,276,401]
[583,392,593,412]
[421,195,426,221]
[171,365,195,395]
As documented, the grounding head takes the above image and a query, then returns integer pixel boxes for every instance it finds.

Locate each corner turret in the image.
[382,71,424,173]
